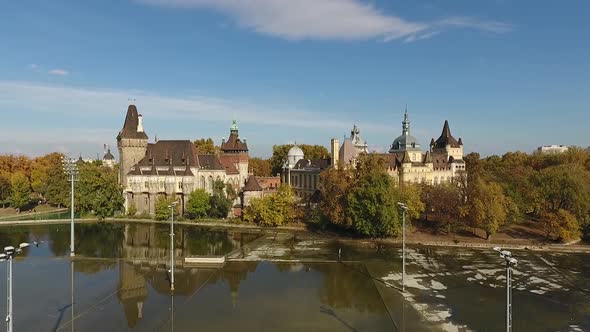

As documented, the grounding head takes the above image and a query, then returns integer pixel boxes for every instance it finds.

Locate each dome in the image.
[288,145,304,158]
[286,145,304,169]
[389,134,421,153]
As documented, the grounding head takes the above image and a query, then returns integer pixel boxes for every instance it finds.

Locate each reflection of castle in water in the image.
[117,223,259,327]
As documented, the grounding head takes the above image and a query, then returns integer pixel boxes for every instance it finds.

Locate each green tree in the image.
[0,173,11,208]
[347,169,399,238]
[186,189,210,219]
[155,196,177,221]
[249,157,272,176]
[44,164,69,208]
[243,185,297,226]
[76,163,124,219]
[193,138,219,154]
[208,179,232,218]
[9,172,31,210]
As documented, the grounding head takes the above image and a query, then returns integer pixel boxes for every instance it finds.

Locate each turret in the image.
[117,105,149,186]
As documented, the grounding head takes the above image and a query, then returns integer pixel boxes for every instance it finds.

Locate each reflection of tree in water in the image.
[47,223,125,258]
[309,263,385,314]
[0,225,29,250]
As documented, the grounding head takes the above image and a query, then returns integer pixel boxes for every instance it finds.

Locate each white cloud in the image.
[0,80,392,132]
[29,64,39,70]
[138,0,510,41]
[48,69,69,76]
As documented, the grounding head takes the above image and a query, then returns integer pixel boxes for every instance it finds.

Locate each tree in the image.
[30,153,63,198]
[420,182,464,233]
[155,196,177,221]
[346,168,400,238]
[0,173,11,208]
[249,157,272,177]
[193,138,219,154]
[208,179,231,218]
[186,189,210,219]
[319,166,354,227]
[541,209,581,242]
[269,144,330,175]
[467,178,516,240]
[9,172,31,210]
[76,163,124,219]
[243,185,297,226]
[44,164,69,208]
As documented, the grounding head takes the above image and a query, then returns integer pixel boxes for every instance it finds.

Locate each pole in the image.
[71,260,74,332]
[402,209,406,293]
[70,171,75,257]
[506,261,511,332]
[170,206,175,292]
[7,256,12,332]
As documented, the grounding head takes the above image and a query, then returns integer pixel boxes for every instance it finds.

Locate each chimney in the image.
[103,144,107,155]
[137,114,144,133]
[331,138,339,169]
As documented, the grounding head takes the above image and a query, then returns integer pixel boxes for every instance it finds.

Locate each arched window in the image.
[208,176,214,191]
[200,176,206,189]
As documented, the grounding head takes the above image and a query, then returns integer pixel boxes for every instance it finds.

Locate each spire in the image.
[117,104,148,140]
[402,107,410,136]
[230,118,238,133]
[441,120,451,137]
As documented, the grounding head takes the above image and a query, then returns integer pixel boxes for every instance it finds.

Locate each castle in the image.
[117,105,249,215]
[381,111,466,184]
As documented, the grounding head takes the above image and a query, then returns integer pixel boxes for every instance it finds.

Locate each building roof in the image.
[103,148,115,160]
[242,175,263,192]
[117,105,148,140]
[220,120,248,153]
[389,110,421,152]
[135,140,199,168]
[293,158,331,170]
[218,155,240,174]
[288,145,304,158]
[198,154,225,170]
[432,120,461,149]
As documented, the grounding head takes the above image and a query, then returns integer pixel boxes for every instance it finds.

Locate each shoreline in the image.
[1,218,589,254]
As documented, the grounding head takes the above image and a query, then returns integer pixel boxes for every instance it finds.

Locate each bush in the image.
[127,202,137,217]
[155,197,177,221]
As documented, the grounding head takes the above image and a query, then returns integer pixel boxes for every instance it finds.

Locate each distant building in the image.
[240,175,281,208]
[380,111,466,185]
[537,145,569,154]
[103,144,116,168]
[339,124,369,167]
[281,144,332,200]
[117,105,249,216]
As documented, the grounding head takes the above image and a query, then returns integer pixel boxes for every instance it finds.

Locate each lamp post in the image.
[1,243,29,332]
[168,201,178,291]
[493,247,518,332]
[62,156,79,257]
[397,202,408,292]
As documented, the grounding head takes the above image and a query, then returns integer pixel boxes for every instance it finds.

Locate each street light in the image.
[62,156,79,257]
[397,202,408,292]
[168,201,179,291]
[1,243,29,332]
[493,246,518,332]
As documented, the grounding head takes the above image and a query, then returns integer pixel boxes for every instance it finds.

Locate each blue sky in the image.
[0,0,588,158]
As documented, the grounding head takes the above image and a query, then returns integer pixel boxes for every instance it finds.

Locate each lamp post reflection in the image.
[70,259,74,332]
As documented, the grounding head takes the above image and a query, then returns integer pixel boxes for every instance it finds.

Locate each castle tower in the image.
[430,120,464,161]
[220,118,249,187]
[117,105,148,186]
